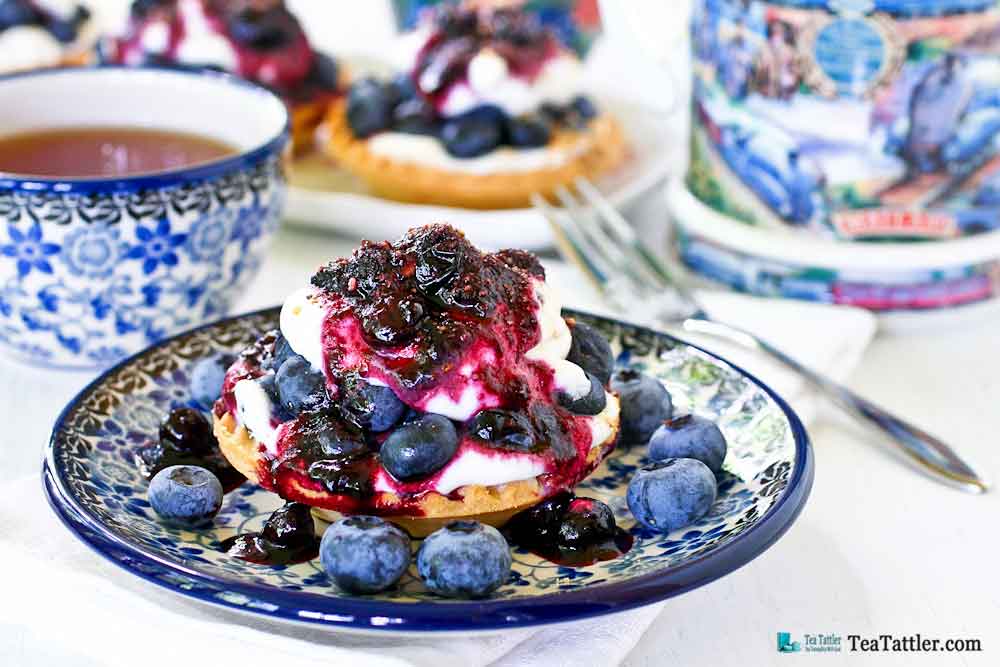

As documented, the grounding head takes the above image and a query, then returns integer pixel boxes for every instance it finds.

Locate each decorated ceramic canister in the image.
[688,0,1000,241]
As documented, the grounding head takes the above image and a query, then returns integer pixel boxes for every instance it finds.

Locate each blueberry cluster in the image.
[320,517,512,598]
[346,74,599,158]
[0,0,90,42]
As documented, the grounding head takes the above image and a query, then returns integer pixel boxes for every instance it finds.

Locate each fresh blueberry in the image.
[507,115,551,147]
[380,414,459,481]
[649,415,728,474]
[469,409,536,452]
[417,521,512,598]
[149,465,223,528]
[441,107,503,158]
[343,380,407,433]
[46,6,90,43]
[386,72,417,106]
[159,407,215,456]
[567,321,614,385]
[275,355,327,415]
[0,0,41,30]
[610,369,673,444]
[557,373,607,416]
[571,95,598,120]
[393,97,439,136]
[189,354,234,409]
[265,333,295,371]
[320,515,412,594]
[627,458,717,533]
[347,77,393,138]
[260,502,316,549]
[557,497,616,549]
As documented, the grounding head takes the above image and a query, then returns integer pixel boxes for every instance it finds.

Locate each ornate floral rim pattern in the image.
[44,308,813,633]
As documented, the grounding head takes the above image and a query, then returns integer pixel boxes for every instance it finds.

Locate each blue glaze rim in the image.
[43,307,814,633]
[0,66,290,195]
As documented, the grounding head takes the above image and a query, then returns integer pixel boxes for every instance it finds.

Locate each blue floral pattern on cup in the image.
[0,156,286,368]
[44,309,812,632]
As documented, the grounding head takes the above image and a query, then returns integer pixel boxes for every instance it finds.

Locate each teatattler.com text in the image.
[847,634,983,653]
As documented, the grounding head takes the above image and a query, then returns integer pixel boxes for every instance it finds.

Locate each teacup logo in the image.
[777,632,802,653]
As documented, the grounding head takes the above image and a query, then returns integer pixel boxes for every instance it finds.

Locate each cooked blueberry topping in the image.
[346,78,393,138]
[491,7,546,48]
[148,465,223,528]
[320,515,412,594]
[557,373,606,416]
[227,7,294,50]
[504,491,573,546]
[130,0,171,19]
[307,51,340,89]
[308,457,374,498]
[340,377,407,433]
[221,501,320,565]
[393,97,439,135]
[507,114,551,147]
[260,501,316,548]
[386,72,417,107]
[558,497,616,548]
[649,414,728,474]
[441,108,504,158]
[159,407,215,456]
[275,355,327,415]
[567,321,614,385]
[380,414,459,481]
[436,5,478,38]
[627,458,717,533]
[189,353,235,409]
[417,521,512,598]
[469,409,536,452]
[610,369,674,444]
[297,412,368,458]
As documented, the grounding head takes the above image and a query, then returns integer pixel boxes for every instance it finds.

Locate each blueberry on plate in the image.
[627,458,717,533]
[417,521,512,598]
[567,321,614,385]
[343,380,407,433]
[159,407,216,456]
[0,1,41,30]
[557,497,617,548]
[380,414,459,481]
[649,415,728,473]
[507,114,551,148]
[320,515,412,594]
[275,355,327,415]
[610,369,673,444]
[441,108,503,158]
[260,501,316,549]
[469,409,536,452]
[149,465,223,528]
[189,354,235,409]
[557,373,607,416]
[347,77,393,138]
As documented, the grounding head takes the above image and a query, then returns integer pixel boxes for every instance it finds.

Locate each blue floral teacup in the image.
[0,67,289,369]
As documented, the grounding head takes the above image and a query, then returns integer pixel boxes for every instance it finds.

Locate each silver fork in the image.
[532,178,990,494]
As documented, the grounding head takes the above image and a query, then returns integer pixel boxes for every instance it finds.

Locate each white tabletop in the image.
[4,199,998,665]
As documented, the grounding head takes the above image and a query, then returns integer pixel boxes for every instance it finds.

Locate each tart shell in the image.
[322,99,629,210]
[213,394,620,537]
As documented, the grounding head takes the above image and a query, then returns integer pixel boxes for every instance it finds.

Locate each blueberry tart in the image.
[212,224,621,536]
[0,0,96,74]
[323,5,627,209]
[103,0,347,153]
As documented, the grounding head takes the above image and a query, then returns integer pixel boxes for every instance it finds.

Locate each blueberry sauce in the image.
[218,226,614,517]
[108,0,340,103]
[220,502,320,565]
[505,492,633,567]
[136,407,245,493]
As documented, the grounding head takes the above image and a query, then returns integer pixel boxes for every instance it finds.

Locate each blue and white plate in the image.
[43,308,813,634]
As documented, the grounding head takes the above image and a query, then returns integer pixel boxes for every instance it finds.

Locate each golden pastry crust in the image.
[213,394,620,537]
[322,99,629,209]
[289,67,350,155]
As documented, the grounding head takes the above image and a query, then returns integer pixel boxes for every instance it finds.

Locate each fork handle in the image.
[682,317,989,494]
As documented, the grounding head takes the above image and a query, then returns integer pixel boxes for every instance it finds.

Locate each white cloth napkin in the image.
[0,264,876,667]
